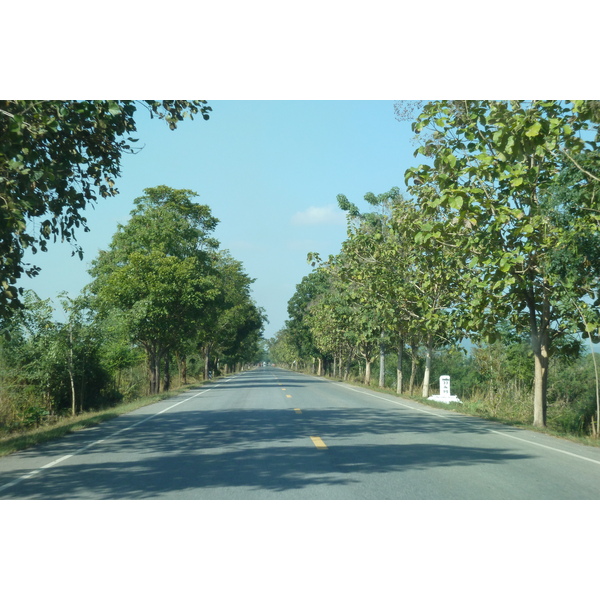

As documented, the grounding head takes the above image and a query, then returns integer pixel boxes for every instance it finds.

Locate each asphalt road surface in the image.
[2,366,600,499]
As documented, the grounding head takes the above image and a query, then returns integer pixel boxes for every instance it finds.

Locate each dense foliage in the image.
[0,100,211,320]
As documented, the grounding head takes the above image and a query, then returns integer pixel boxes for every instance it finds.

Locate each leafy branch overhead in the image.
[0,100,211,320]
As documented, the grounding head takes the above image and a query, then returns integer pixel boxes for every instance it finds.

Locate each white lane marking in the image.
[331,382,449,419]
[0,380,227,493]
[489,430,600,466]
[41,455,74,469]
[321,374,600,468]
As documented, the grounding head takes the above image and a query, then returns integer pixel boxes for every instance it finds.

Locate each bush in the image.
[461,380,534,425]
[547,353,599,434]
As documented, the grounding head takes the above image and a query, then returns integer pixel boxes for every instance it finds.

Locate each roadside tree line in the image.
[270,100,600,434]
[0,186,266,432]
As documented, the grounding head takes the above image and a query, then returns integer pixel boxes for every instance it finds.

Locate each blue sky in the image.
[23,101,417,339]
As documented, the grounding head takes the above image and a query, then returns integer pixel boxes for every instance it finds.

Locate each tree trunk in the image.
[147,345,161,395]
[317,357,323,376]
[529,290,550,428]
[396,337,404,394]
[163,353,171,392]
[176,353,188,386]
[155,353,161,395]
[149,356,156,395]
[181,355,187,385]
[379,331,385,388]
[531,328,550,427]
[69,368,76,417]
[203,345,211,380]
[364,359,372,386]
[68,324,76,417]
[409,340,418,394]
[422,336,433,398]
[533,349,549,427]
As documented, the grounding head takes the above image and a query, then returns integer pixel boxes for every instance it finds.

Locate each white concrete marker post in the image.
[428,375,462,404]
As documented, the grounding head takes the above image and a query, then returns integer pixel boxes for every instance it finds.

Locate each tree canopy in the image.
[0,100,211,320]
[88,186,265,395]
[405,100,600,426]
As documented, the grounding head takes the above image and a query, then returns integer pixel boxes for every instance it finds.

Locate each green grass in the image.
[0,381,210,458]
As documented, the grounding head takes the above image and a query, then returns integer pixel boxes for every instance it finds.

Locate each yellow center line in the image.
[286,394,292,398]
[294,408,302,414]
[310,436,328,449]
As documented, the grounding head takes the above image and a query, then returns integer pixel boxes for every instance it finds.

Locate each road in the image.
[1,366,600,499]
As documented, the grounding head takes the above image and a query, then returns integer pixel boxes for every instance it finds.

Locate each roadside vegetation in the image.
[271,343,600,447]
[0,382,202,457]
[0,185,266,448]
[1,101,268,451]
[3,100,600,451]
[269,100,600,443]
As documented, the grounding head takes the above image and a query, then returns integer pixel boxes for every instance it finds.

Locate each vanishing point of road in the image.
[1,366,600,499]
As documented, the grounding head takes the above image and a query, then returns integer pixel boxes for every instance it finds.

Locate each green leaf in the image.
[108,102,122,116]
[445,153,457,168]
[525,122,541,137]
[448,196,464,210]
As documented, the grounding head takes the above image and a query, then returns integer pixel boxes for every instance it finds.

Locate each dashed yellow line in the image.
[310,436,328,449]
[294,408,302,414]
[286,394,292,398]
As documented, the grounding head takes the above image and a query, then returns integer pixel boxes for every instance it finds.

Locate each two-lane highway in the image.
[1,366,600,499]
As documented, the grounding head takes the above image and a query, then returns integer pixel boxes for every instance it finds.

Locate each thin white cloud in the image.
[291,204,346,226]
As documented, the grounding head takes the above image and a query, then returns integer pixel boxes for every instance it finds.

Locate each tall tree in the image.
[405,100,600,426]
[89,186,221,394]
[286,269,332,372]
[0,100,211,319]
[335,187,465,395]
[196,251,266,378]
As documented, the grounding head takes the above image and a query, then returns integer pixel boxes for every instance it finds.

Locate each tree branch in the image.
[559,147,600,183]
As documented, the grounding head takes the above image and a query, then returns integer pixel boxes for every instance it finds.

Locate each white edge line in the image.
[0,380,226,494]
[490,429,600,466]
[331,381,449,418]
[41,455,74,469]
[327,376,600,468]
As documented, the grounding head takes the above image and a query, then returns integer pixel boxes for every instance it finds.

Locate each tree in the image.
[89,186,221,394]
[335,187,466,395]
[196,251,266,378]
[0,290,112,425]
[304,268,358,380]
[268,328,301,368]
[405,100,600,426]
[286,269,332,372]
[0,100,211,320]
